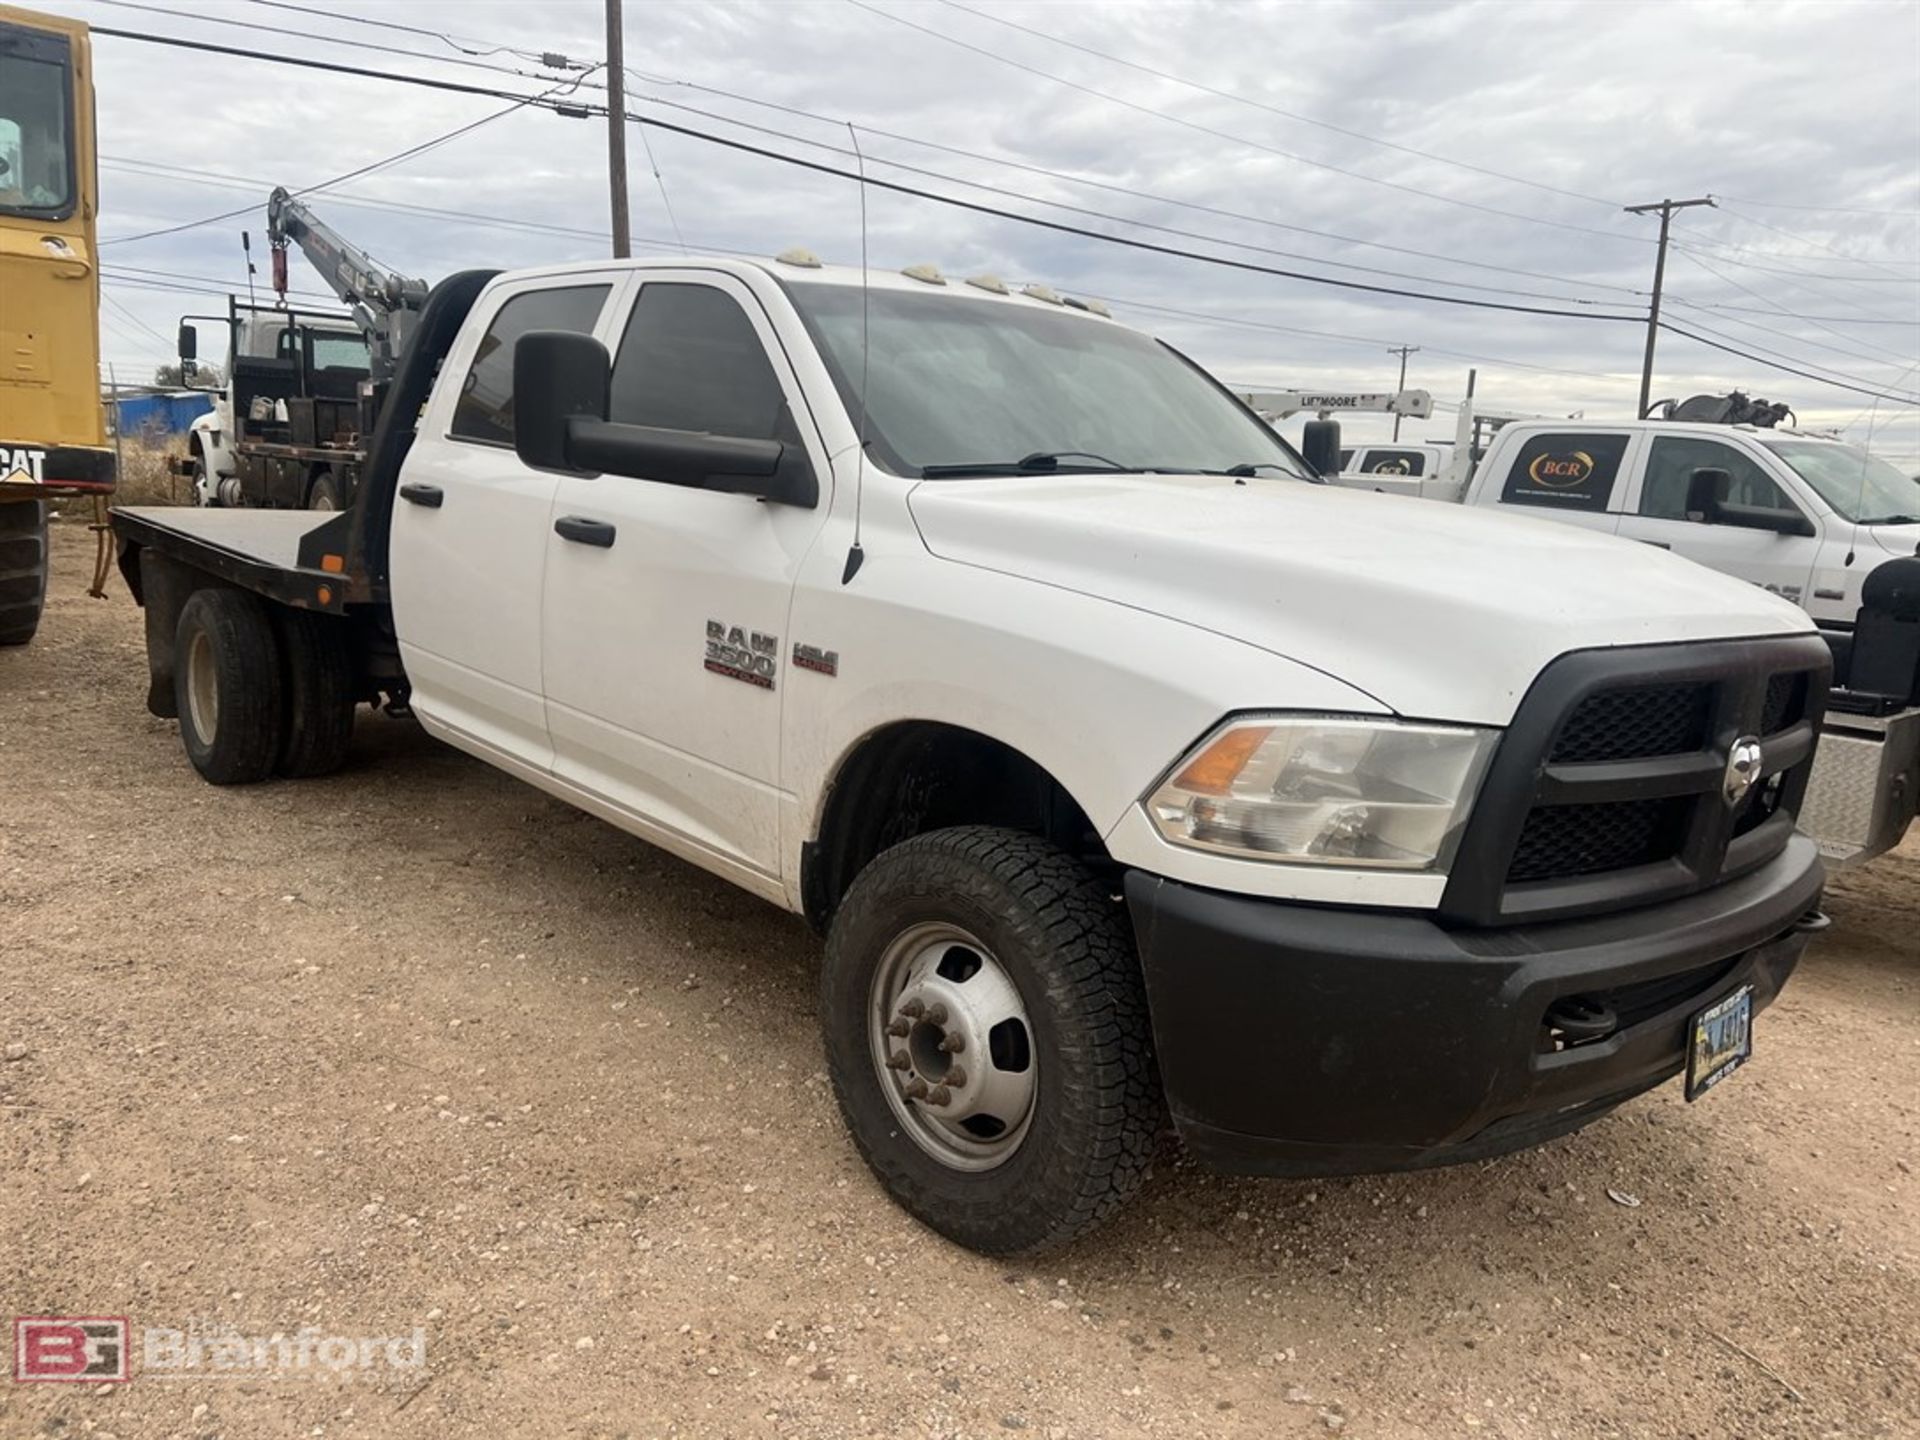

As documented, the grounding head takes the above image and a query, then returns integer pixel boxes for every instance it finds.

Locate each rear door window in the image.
[1499,432,1631,513]
[450,284,611,446]
[1358,447,1427,477]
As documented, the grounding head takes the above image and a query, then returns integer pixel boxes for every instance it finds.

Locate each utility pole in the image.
[1624,195,1715,418]
[604,0,631,258]
[1387,345,1420,441]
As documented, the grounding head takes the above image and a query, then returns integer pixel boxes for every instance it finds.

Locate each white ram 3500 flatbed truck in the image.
[113,257,1832,1254]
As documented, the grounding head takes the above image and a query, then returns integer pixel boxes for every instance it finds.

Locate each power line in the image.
[1714,201,1920,276]
[97,58,599,246]
[1668,240,1920,285]
[932,0,1624,213]
[83,16,1919,410]
[83,23,1645,322]
[240,0,577,64]
[844,0,1655,250]
[1714,194,1920,219]
[1671,247,1918,368]
[1657,322,1920,404]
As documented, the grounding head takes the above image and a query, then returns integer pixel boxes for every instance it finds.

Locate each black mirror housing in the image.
[568,422,819,508]
[176,321,197,363]
[1685,465,1730,520]
[513,330,611,473]
[1300,419,1342,479]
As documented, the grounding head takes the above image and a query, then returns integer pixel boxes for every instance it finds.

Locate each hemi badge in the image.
[793,643,839,677]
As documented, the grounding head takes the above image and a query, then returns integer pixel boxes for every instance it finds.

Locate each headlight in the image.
[1145,715,1497,870]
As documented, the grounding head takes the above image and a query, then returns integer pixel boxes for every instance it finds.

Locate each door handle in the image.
[399,482,444,508]
[554,515,617,548]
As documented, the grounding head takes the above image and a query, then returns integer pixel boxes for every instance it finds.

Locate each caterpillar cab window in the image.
[0,22,75,220]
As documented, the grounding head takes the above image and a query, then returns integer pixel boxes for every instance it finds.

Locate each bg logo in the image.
[14,1317,130,1383]
[1527,451,1596,488]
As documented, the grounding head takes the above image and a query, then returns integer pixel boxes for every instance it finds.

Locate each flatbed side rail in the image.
[113,507,349,616]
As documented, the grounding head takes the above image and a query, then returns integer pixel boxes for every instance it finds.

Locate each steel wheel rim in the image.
[868,921,1037,1172]
[185,628,218,744]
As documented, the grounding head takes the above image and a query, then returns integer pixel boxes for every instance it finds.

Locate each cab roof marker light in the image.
[1083,298,1112,318]
[1062,295,1091,312]
[965,274,1009,295]
[901,263,947,286]
[1021,284,1063,305]
[775,247,823,268]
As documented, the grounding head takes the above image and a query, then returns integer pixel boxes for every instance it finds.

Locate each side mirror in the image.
[513,329,611,473]
[177,321,197,363]
[1685,464,1814,537]
[1684,465,1730,521]
[511,329,819,507]
[1300,419,1342,479]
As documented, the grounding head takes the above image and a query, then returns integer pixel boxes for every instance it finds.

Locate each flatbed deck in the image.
[112,507,351,614]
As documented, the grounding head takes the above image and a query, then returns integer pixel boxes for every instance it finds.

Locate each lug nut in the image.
[938,1033,966,1055]
[904,1078,929,1099]
[943,1064,968,1088]
[924,1002,949,1026]
[886,1018,911,1038]
[900,999,925,1019]
[885,1050,910,1071]
[927,1085,952,1107]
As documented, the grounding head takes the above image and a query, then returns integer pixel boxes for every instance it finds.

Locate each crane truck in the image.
[173,188,427,511]
[109,254,1831,1253]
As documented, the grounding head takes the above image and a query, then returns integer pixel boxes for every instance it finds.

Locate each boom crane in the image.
[266,187,429,383]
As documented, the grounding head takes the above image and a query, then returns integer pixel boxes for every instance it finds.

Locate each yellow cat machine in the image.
[1,4,113,645]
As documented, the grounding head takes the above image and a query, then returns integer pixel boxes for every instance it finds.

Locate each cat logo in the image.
[1528,450,1595,489]
[1,446,49,485]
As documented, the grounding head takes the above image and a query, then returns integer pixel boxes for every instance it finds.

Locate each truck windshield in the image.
[0,27,75,219]
[1763,440,1920,525]
[784,281,1314,480]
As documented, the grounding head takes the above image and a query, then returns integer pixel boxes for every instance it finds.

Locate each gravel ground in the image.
[3,525,1916,1439]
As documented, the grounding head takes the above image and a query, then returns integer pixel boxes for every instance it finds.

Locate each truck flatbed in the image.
[113,507,350,614]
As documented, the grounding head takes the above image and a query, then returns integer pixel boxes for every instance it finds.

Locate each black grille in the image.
[1506,799,1690,883]
[1760,672,1806,736]
[1549,683,1709,763]
[1440,635,1833,927]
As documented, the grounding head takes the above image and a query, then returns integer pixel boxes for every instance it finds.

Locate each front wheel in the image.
[821,827,1163,1254]
[0,500,48,646]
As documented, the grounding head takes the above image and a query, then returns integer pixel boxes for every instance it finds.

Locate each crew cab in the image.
[1457,419,1920,867]
[111,255,1832,1254]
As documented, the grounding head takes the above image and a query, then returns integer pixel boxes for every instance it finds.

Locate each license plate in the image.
[1685,985,1754,1101]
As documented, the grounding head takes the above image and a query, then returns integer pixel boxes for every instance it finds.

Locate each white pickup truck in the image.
[113,256,1832,1254]
[1454,418,1920,868]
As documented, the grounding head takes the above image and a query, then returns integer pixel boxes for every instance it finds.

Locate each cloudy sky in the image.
[54,0,1920,461]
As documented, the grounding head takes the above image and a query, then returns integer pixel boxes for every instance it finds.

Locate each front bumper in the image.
[1126,833,1825,1176]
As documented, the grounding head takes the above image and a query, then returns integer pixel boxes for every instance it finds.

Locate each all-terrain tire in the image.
[275,608,356,778]
[821,826,1163,1255]
[174,588,286,785]
[0,500,49,647]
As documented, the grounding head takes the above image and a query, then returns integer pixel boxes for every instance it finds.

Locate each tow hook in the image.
[1544,995,1617,1047]
[1792,908,1831,935]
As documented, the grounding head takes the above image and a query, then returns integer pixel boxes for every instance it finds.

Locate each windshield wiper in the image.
[920,450,1131,478]
[1858,514,1920,525]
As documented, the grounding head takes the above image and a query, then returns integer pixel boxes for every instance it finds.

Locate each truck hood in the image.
[1868,521,1920,557]
[906,474,1813,725]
